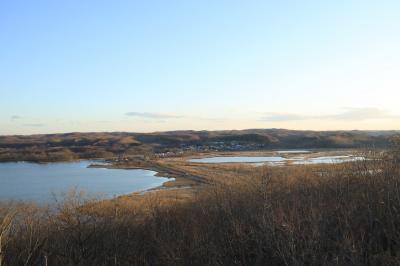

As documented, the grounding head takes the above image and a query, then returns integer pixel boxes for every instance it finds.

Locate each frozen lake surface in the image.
[190,154,364,166]
[277,150,310,154]
[292,156,364,165]
[189,156,288,163]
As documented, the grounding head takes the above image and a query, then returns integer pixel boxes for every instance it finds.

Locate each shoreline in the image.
[0,148,373,204]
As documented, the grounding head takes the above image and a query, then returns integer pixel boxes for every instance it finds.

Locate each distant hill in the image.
[0,129,399,162]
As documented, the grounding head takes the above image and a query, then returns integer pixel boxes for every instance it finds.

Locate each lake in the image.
[277,150,310,154]
[189,156,288,164]
[292,156,365,165]
[189,155,364,165]
[0,161,170,202]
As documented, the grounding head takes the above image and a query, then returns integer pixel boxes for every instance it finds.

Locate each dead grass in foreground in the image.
[1,151,400,265]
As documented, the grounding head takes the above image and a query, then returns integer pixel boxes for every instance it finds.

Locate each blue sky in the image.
[1,0,400,134]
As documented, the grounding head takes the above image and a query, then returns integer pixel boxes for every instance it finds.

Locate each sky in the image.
[1,0,400,135]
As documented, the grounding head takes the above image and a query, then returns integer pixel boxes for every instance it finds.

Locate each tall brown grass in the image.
[1,151,400,265]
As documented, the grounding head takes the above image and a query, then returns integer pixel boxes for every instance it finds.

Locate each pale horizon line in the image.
[1,127,400,137]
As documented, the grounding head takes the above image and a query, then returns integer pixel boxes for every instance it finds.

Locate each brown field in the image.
[1,147,400,265]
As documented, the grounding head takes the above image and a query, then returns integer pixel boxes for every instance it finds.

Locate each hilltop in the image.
[0,129,398,162]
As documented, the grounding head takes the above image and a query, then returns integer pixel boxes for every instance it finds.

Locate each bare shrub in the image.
[1,152,400,265]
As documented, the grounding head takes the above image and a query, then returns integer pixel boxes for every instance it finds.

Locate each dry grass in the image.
[1,151,400,265]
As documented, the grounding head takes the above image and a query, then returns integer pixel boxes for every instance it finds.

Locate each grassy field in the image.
[1,149,400,265]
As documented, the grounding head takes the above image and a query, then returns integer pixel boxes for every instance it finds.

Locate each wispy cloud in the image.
[125,112,227,123]
[261,108,399,122]
[125,112,183,119]
[11,115,22,120]
[326,108,390,120]
[24,123,45,127]
[261,113,308,122]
